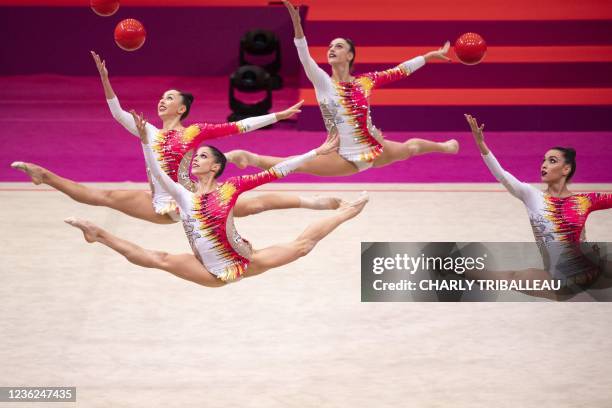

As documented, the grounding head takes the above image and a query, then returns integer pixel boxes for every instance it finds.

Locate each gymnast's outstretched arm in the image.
[465,114,533,201]
[364,44,452,89]
[284,0,331,91]
[91,50,155,137]
[132,112,192,210]
[186,100,303,151]
[233,129,341,194]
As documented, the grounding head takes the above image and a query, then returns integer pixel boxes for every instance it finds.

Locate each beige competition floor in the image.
[1,182,612,408]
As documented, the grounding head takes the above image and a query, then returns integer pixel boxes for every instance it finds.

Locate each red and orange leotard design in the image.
[483,152,612,281]
[143,134,317,282]
[294,36,425,170]
[107,97,276,220]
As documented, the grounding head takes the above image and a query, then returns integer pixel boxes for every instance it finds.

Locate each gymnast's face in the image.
[541,149,571,183]
[157,89,186,119]
[328,38,354,67]
[191,147,221,178]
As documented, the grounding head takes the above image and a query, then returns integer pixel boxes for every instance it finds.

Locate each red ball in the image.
[454,32,487,65]
[90,0,120,17]
[114,19,146,52]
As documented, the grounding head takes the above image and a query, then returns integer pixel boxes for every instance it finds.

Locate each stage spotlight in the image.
[240,29,283,89]
[228,65,273,122]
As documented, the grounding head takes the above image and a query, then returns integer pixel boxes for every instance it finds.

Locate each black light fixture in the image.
[228,65,272,122]
[240,29,282,89]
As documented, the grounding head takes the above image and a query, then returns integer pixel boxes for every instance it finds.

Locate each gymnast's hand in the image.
[130,110,149,144]
[90,51,108,78]
[275,100,304,121]
[424,41,451,62]
[315,127,340,156]
[465,114,490,155]
[283,0,304,38]
[465,114,485,143]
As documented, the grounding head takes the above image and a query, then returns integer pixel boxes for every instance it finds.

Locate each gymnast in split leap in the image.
[227,0,459,176]
[66,112,368,287]
[465,114,612,299]
[12,51,343,224]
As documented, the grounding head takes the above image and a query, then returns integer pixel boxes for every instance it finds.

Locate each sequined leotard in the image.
[295,37,425,171]
[483,152,612,281]
[143,134,318,282]
[107,97,277,221]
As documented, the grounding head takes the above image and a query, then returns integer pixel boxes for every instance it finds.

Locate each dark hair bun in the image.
[551,146,577,181]
[177,91,194,120]
[552,146,575,160]
[182,93,194,104]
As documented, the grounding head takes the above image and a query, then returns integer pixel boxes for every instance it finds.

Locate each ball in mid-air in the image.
[114,19,147,52]
[454,33,487,65]
[91,0,120,17]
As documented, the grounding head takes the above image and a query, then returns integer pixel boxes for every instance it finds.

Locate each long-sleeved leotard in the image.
[107,97,277,220]
[295,36,425,171]
[483,152,612,280]
[142,125,317,282]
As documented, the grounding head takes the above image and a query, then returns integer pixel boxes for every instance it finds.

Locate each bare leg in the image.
[226,151,358,177]
[233,193,344,217]
[12,162,173,224]
[64,217,224,287]
[245,193,369,277]
[373,138,459,168]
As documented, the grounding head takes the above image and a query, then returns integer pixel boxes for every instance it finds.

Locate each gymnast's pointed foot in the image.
[64,217,102,243]
[226,150,257,169]
[301,195,344,210]
[339,191,369,219]
[11,161,47,185]
[443,139,460,154]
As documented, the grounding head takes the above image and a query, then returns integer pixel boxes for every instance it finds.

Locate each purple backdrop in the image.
[1,7,610,182]
[1,75,611,183]
[0,6,306,77]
